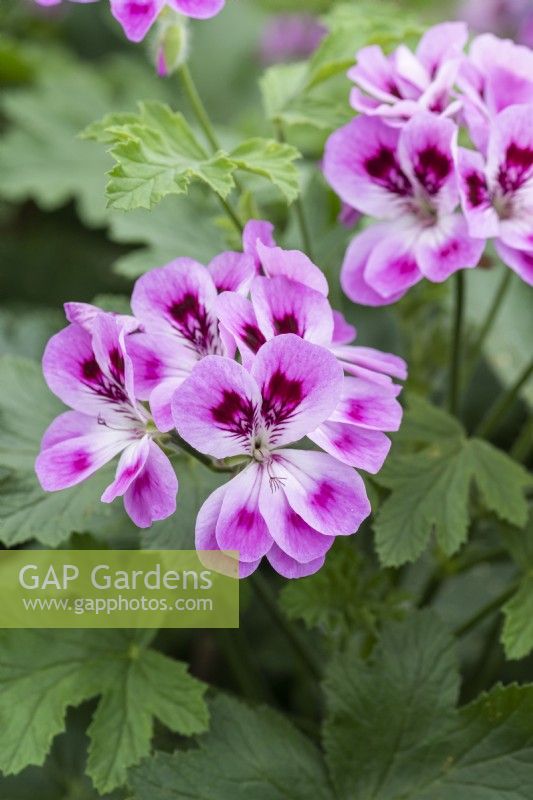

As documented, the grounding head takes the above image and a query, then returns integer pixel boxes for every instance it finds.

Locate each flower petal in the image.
[364,231,422,299]
[126,332,197,399]
[398,112,458,213]
[101,436,150,503]
[332,345,408,381]
[40,410,103,450]
[324,116,409,218]
[215,291,266,364]
[456,147,499,237]
[131,258,220,355]
[340,225,409,307]
[416,21,468,76]
[172,355,260,458]
[259,480,333,563]
[110,0,164,42]
[331,376,403,431]
[195,484,261,578]
[309,422,392,473]
[35,428,127,491]
[170,0,225,19]
[208,251,255,294]
[494,241,533,285]
[215,465,272,561]
[242,219,276,270]
[123,441,178,528]
[331,310,356,345]
[255,241,329,296]
[276,449,370,536]
[251,275,334,345]
[266,545,326,579]
[252,335,343,447]
[416,214,485,282]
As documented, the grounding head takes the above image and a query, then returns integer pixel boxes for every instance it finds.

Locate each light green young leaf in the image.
[325,612,533,800]
[104,102,236,210]
[129,695,334,800]
[230,138,301,203]
[0,630,208,795]
[374,396,531,566]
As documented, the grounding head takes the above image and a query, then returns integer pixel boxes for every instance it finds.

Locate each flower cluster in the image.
[324,23,533,305]
[34,0,224,42]
[36,222,406,578]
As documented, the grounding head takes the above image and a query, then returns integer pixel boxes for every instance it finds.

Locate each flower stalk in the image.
[448,270,465,416]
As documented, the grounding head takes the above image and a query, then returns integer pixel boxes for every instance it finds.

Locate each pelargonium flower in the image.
[458,34,533,153]
[110,0,225,43]
[456,103,533,285]
[35,313,178,528]
[216,275,405,473]
[126,253,254,431]
[172,335,371,578]
[242,219,329,295]
[348,22,467,126]
[458,0,533,48]
[324,111,485,306]
[259,14,326,66]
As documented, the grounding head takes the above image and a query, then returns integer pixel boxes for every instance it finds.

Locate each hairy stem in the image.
[448,270,465,416]
[178,63,244,234]
[250,572,322,681]
[474,358,533,439]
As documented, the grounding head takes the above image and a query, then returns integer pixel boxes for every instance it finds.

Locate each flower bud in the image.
[152,9,189,77]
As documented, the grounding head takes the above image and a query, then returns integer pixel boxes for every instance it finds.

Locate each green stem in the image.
[469,269,512,369]
[474,358,533,439]
[453,582,519,638]
[250,572,321,682]
[417,547,508,609]
[510,417,533,463]
[179,62,220,152]
[274,120,314,259]
[178,63,244,235]
[448,270,465,415]
[217,194,244,234]
[167,432,236,473]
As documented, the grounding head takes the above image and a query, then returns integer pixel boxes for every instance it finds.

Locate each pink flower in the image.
[35,313,178,528]
[458,0,533,46]
[324,112,485,306]
[127,254,254,431]
[172,335,371,578]
[458,34,533,153]
[456,103,533,285]
[348,22,467,126]
[216,276,405,473]
[34,0,97,6]
[259,14,327,66]
[110,0,225,43]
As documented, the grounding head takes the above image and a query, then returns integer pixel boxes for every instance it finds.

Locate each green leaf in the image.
[502,577,533,661]
[230,138,301,203]
[108,194,227,279]
[103,102,236,210]
[324,612,533,799]
[130,695,334,800]
[280,539,405,647]
[0,630,208,795]
[0,307,63,361]
[373,396,531,566]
